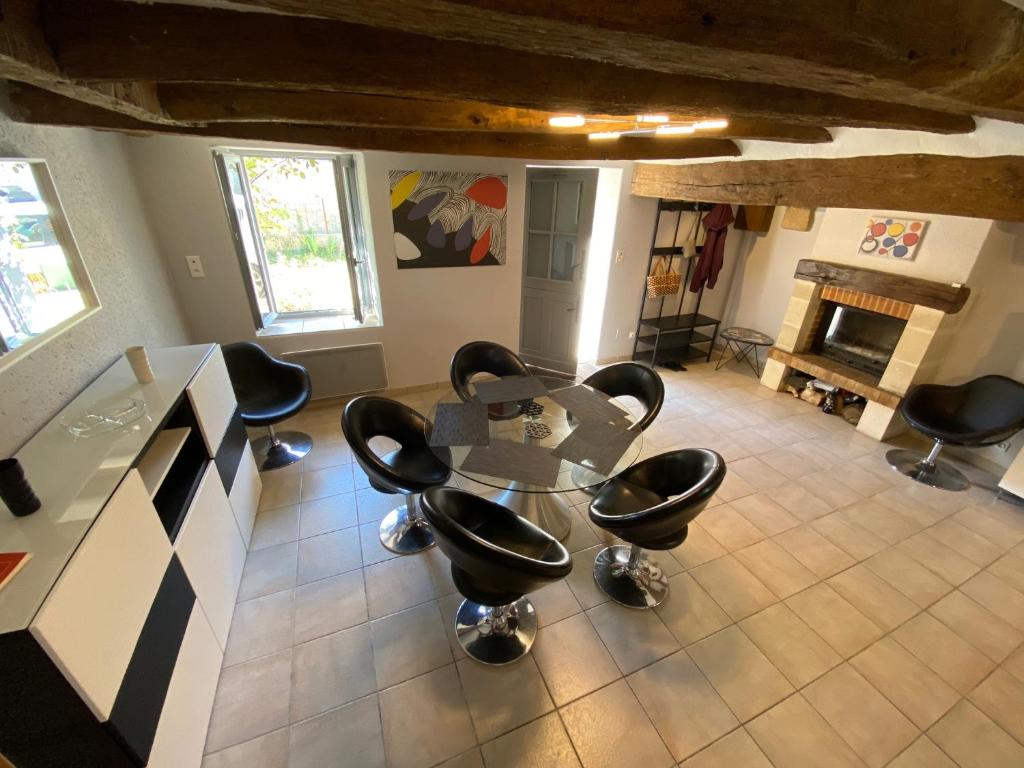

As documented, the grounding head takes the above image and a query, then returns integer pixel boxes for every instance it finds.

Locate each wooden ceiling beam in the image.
[38,0,974,134]
[156,85,834,143]
[4,84,743,161]
[631,155,1024,222]
[228,0,1024,122]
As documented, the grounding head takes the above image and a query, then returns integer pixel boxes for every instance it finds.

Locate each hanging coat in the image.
[689,203,734,293]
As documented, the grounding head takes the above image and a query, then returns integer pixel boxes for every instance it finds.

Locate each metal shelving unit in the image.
[631,199,721,369]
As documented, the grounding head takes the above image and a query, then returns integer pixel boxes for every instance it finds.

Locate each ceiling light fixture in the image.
[693,119,729,130]
[588,131,622,140]
[548,115,586,128]
[636,114,670,123]
[655,125,696,136]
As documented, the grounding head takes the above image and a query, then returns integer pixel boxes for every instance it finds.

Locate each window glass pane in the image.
[0,160,91,357]
[528,180,554,231]
[224,162,271,316]
[554,181,581,232]
[526,233,551,279]
[550,235,577,281]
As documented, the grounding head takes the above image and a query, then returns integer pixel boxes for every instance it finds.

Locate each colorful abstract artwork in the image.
[388,170,508,269]
[858,216,927,261]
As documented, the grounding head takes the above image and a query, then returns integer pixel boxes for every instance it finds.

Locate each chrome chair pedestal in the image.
[379,493,435,554]
[252,426,313,471]
[455,597,538,665]
[570,464,604,497]
[886,441,969,492]
[486,485,573,542]
[593,543,669,608]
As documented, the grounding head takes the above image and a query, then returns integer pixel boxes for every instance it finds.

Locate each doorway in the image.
[519,168,598,373]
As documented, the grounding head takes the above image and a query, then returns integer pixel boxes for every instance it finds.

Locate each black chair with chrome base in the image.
[450,341,531,419]
[589,448,726,608]
[420,486,572,665]
[222,342,313,471]
[341,396,452,555]
[887,375,1024,492]
[570,362,665,493]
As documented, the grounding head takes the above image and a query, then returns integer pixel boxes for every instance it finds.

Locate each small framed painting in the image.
[858,216,927,261]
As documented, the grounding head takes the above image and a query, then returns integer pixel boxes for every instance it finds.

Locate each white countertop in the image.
[0,344,215,634]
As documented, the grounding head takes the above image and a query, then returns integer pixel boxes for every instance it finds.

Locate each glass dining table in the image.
[425,374,643,541]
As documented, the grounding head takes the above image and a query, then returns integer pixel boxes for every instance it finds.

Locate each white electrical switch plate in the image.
[185,254,205,278]
[614,250,625,264]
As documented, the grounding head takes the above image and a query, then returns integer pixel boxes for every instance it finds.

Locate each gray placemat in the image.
[473,375,548,404]
[552,421,635,475]
[429,402,490,447]
[547,384,632,426]
[460,439,562,487]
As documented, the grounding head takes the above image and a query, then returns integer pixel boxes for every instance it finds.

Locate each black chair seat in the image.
[222,342,311,427]
[371,447,451,494]
[237,391,312,426]
[581,362,665,431]
[450,341,531,403]
[900,375,1024,446]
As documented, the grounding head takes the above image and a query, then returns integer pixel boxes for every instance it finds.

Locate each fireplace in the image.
[812,301,908,379]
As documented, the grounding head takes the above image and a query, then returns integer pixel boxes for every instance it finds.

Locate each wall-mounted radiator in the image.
[281,342,388,399]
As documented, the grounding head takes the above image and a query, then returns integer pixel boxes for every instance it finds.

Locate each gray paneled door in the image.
[519,168,598,373]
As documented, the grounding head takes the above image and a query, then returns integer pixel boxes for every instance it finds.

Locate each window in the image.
[214,150,380,331]
[0,158,98,367]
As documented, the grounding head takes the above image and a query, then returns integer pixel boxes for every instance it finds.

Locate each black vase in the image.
[0,458,42,517]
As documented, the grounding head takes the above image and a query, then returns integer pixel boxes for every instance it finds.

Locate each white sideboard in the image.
[0,344,260,767]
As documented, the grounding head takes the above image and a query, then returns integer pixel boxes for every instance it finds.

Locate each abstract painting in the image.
[858,216,928,261]
[389,170,508,269]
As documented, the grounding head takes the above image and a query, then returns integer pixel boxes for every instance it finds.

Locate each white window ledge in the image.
[257,312,380,337]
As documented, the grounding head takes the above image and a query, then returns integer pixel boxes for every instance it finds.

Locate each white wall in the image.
[0,117,189,455]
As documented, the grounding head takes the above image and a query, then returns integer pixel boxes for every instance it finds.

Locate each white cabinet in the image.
[175,463,246,649]
[187,346,236,456]
[30,471,172,720]
[999,447,1024,499]
[146,605,222,768]
[228,443,261,548]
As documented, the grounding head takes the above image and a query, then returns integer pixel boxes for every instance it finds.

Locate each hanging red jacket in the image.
[689,203,734,293]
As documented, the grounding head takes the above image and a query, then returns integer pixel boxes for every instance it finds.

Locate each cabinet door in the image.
[187,346,237,457]
[146,604,222,768]
[31,471,172,720]
[175,463,246,648]
[228,442,261,549]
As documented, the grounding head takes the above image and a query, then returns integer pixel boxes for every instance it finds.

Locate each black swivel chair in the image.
[420,486,572,665]
[449,341,533,422]
[887,375,1024,491]
[222,342,313,471]
[589,449,726,608]
[341,396,452,555]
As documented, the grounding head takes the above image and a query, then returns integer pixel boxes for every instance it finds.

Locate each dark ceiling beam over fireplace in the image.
[794,260,972,314]
[631,155,1024,222]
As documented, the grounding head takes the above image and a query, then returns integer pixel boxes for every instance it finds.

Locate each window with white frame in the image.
[213,150,380,330]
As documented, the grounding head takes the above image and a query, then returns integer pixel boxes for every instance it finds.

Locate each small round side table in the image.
[715,327,774,377]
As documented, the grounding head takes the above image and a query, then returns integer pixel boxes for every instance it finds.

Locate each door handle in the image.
[566,306,577,312]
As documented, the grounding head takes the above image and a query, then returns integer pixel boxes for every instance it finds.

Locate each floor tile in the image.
[290,624,375,722]
[688,625,794,722]
[927,519,1004,567]
[1004,644,1024,684]
[205,650,292,754]
[561,679,674,768]
[292,568,367,645]
[960,570,1024,632]
[739,603,840,687]
[803,663,917,768]
[954,505,1024,549]
[237,541,298,602]
[812,511,887,561]
[296,527,362,585]
[531,613,620,706]
[379,665,477,768]
[369,601,452,689]
[785,583,883,658]
[358,521,399,567]
[827,564,919,631]
[678,728,773,768]
[699,503,766,551]
[771,483,835,522]
[479,712,581,768]
[301,440,352,472]
[530,579,582,627]
[288,695,385,768]
[670,522,727,569]
[898,531,980,585]
[863,547,953,608]
[892,612,995,694]
[929,590,1023,662]
[746,694,867,768]
[298,492,358,539]
[850,637,959,729]
[730,456,788,492]
[797,472,863,511]
[731,493,801,537]
[437,749,484,768]
[201,728,289,768]
[565,546,612,610]
[928,700,1024,768]
[363,552,442,619]
[250,505,300,551]
[224,589,294,667]
[301,466,355,502]
[355,487,400,524]
[774,525,855,578]
[987,549,1024,594]
[690,555,777,621]
[733,539,817,599]
[654,572,732,645]
[840,498,920,544]
[714,471,755,502]
[968,668,1024,744]
[887,735,957,768]
[456,655,554,742]
[258,472,301,512]
[627,650,738,762]
[585,601,680,674]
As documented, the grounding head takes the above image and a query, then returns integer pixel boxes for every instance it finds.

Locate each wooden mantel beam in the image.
[228,0,1024,122]
[630,155,1024,222]
[38,0,974,134]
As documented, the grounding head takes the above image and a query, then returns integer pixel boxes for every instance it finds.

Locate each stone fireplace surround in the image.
[760,259,971,441]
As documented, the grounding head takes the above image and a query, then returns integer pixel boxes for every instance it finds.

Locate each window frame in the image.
[213,148,378,331]
[0,157,100,371]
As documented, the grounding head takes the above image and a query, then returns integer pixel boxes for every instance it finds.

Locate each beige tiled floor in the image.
[204,361,1024,768]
